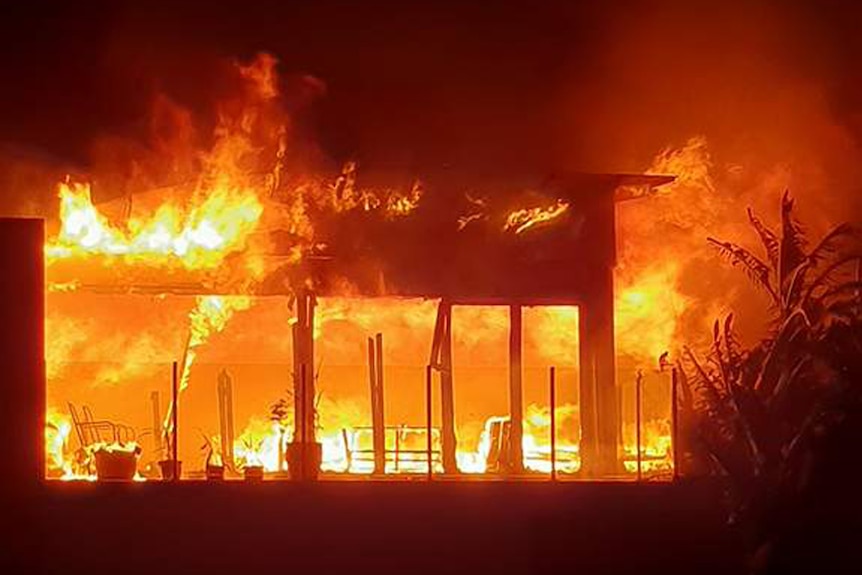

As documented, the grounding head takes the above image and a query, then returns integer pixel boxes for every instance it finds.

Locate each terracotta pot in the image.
[158,459,182,481]
[244,466,264,482]
[285,442,322,480]
[94,449,138,481]
[205,465,225,481]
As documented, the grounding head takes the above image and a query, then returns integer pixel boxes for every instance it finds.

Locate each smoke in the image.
[7,1,862,353]
[549,1,862,350]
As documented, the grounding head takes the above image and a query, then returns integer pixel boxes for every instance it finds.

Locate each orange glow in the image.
[504,199,569,234]
[179,295,253,392]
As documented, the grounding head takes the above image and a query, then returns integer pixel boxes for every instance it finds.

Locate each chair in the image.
[68,402,136,448]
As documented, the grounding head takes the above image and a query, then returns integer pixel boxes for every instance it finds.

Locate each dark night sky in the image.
[0,0,861,180]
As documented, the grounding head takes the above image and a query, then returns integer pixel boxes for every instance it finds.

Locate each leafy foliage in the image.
[684,192,862,572]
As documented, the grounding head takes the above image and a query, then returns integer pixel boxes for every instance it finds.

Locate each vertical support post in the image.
[225,374,234,470]
[596,270,620,476]
[508,304,524,474]
[581,267,620,476]
[550,366,557,481]
[307,294,316,447]
[426,365,433,480]
[300,363,307,480]
[394,426,401,473]
[292,289,317,481]
[578,308,598,476]
[150,391,162,456]
[671,367,679,482]
[172,360,179,482]
[375,333,385,472]
[439,301,457,474]
[217,370,235,471]
[635,371,643,482]
[0,218,44,567]
[368,335,386,475]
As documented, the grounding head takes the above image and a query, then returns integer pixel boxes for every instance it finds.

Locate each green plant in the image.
[682,192,862,572]
[199,432,223,468]
[240,437,264,469]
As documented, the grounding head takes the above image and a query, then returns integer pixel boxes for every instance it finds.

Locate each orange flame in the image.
[180,295,253,392]
[504,199,569,234]
[46,180,264,271]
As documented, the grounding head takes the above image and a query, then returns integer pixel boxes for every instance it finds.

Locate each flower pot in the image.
[94,449,138,481]
[243,465,264,482]
[285,442,322,480]
[158,459,182,481]
[205,464,225,481]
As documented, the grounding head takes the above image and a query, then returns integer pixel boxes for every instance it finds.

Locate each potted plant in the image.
[93,442,141,482]
[284,391,324,481]
[200,433,225,481]
[241,437,265,482]
[157,429,182,481]
[269,394,291,475]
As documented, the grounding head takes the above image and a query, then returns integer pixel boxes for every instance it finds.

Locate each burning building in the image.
[28,54,680,483]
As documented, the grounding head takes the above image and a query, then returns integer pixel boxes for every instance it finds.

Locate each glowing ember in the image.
[504,199,569,234]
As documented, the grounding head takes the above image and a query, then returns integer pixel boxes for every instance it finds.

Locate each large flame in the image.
[46,180,264,270]
[180,295,253,392]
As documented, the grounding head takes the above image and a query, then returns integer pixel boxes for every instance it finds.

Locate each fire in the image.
[45,408,73,478]
[39,51,700,482]
[327,161,423,217]
[504,198,569,234]
[180,295,253,392]
[615,263,690,361]
[46,179,264,271]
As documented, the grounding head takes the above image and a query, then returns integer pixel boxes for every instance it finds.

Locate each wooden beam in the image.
[438,300,458,474]
[368,335,386,474]
[150,391,162,456]
[217,370,235,470]
[292,289,317,452]
[375,333,385,471]
[578,306,599,476]
[508,304,524,474]
[594,268,620,475]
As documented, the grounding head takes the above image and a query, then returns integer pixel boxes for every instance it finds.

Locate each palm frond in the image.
[781,260,811,314]
[819,280,862,305]
[767,355,809,412]
[708,238,778,303]
[807,223,859,265]
[723,314,743,364]
[747,207,780,270]
[779,191,808,284]
[712,318,731,393]
[753,308,809,394]
[802,255,862,305]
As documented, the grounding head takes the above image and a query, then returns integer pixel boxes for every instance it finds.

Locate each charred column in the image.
[217,370,235,471]
[291,288,318,479]
[150,391,162,456]
[368,334,386,474]
[508,304,524,473]
[578,307,599,475]
[430,300,458,474]
[0,219,43,567]
[593,266,620,474]
[576,189,621,476]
